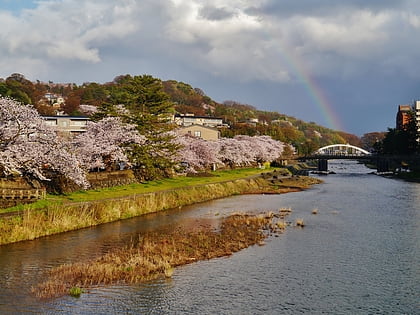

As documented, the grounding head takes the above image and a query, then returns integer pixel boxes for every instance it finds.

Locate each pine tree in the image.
[99,75,179,180]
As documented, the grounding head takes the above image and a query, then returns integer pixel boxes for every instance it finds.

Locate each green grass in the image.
[0,168,272,214]
[66,167,271,201]
[69,287,84,297]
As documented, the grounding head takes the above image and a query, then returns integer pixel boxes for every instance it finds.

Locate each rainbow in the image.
[278,43,345,131]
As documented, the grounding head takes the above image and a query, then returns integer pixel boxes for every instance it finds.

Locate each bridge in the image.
[296,144,419,173]
[311,144,372,159]
[300,144,384,172]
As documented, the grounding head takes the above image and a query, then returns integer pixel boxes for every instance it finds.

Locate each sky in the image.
[1,0,420,135]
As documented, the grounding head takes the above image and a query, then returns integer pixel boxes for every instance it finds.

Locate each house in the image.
[173,114,224,128]
[43,116,89,134]
[176,124,220,141]
[42,93,65,107]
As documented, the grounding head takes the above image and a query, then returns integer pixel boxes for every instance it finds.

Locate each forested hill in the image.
[0,73,366,153]
[162,80,363,153]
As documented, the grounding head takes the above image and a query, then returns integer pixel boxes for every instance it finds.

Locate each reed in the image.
[33,212,282,299]
[279,207,292,213]
[276,221,287,229]
[278,207,292,219]
[295,219,305,227]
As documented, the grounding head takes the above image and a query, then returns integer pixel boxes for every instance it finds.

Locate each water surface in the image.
[0,161,418,314]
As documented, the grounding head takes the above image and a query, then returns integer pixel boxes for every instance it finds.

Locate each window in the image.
[194,131,201,137]
[45,119,57,126]
[71,120,87,126]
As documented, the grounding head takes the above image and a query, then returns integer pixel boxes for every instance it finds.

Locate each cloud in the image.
[199,6,235,21]
[1,0,420,134]
[249,0,407,18]
[2,0,420,84]
[0,0,139,69]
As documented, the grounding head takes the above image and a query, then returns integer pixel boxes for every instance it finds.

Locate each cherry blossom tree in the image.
[174,134,220,172]
[79,104,98,116]
[174,133,287,172]
[72,117,145,171]
[233,135,286,164]
[217,137,252,167]
[0,97,88,187]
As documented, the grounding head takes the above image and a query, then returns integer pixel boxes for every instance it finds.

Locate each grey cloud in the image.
[246,0,408,18]
[2,0,420,134]
[199,6,234,21]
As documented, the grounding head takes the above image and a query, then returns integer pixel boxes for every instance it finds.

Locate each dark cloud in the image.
[247,0,408,17]
[1,0,420,134]
[199,6,234,21]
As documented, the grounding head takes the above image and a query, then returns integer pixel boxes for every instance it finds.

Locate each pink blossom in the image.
[174,133,286,172]
[72,117,145,171]
[0,97,88,187]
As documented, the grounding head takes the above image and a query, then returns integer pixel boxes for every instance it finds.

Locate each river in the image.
[0,161,418,314]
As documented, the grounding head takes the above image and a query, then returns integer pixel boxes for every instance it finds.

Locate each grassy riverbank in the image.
[1,168,272,214]
[33,211,289,299]
[0,168,322,245]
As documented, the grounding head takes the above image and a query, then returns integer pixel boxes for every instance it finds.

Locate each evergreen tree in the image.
[96,75,179,180]
[380,111,418,155]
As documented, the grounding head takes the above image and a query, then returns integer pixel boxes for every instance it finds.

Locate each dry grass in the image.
[33,212,285,299]
[1,173,322,246]
[295,219,305,227]
[278,207,292,219]
[0,178,269,245]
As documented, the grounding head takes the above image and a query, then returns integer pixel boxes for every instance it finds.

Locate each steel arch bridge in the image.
[314,144,371,157]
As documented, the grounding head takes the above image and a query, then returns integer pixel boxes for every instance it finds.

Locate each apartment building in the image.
[414,100,420,142]
[396,105,412,130]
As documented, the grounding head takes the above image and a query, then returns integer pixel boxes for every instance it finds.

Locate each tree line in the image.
[0,90,290,192]
[0,73,365,154]
[376,111,419,155]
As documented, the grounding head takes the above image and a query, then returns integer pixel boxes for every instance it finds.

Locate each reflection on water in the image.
[0,161,418,314]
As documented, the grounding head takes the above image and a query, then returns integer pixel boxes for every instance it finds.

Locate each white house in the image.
[173,114,223,128]
[43,116,88,134]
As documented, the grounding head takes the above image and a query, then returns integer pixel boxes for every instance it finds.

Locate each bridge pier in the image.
[317,159,328,172]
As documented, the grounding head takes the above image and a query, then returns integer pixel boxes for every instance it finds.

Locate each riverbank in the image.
[34,211,290,299]
[0,170,321,245]
[393,171,420,183]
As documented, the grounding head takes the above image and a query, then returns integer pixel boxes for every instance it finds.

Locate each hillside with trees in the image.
[0,73,364,156]
[160,80,362,154]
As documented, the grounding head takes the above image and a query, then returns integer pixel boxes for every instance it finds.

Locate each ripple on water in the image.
[0,161,418,314]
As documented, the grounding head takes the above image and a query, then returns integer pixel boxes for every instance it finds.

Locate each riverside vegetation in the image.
[33,210,295,299]
[0,168,321,245]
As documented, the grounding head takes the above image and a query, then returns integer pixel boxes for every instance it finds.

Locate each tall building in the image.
[396,105,412,130]
[414,100,420,142]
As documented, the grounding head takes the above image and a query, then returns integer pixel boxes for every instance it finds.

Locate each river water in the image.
[0,161,418,314]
